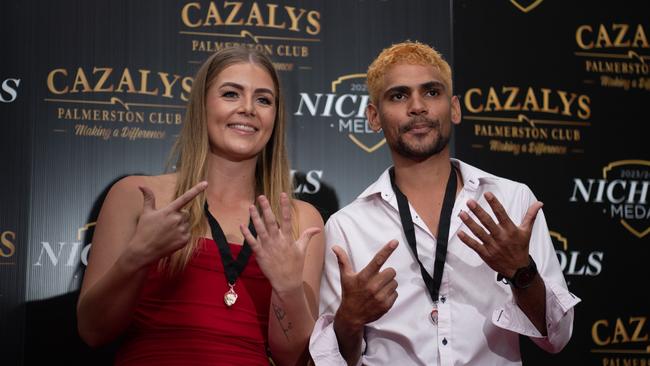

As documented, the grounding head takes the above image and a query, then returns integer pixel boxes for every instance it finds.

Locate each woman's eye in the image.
[257,97,272,105]
[222,91,238,98]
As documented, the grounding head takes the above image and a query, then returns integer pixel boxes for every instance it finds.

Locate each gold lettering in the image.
[464,88,483,113]
[502,86,521,111]
[159,72,181,98]
[612,24,631,47]
[205,2,224,26]
[285,6,306,32]
[181,77,192,102]
[592,319,611,346]
[632,24,650,48]
[557,90,577,117]
[306,10,321,35]
[521,87,540,111]
[612,318,631,344]
[224,1,244,25]
[266,4,286,29]
[577,95,591,120]
[540,88,560,113]
[138,69,159,95]
[92,67,114,92]
[71,68,92,93]
[596,24,613,48]
[576,25,593,49]
[629,317,649,342]
[484,87,502,112]
[0,231,16,258]
[181,2,202,28]
[47,69,68,94]
[115,68,137,93]
[245,2,264,26]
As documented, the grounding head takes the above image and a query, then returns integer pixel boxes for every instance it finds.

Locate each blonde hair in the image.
[366,41,453,104]
[166,47,293,273]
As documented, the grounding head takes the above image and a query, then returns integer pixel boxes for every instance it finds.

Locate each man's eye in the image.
[390,93,405,101]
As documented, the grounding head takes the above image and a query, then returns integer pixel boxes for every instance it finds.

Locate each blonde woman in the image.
[77,47,324,366]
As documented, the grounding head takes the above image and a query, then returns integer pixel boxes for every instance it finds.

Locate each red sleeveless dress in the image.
[114,239,272,365]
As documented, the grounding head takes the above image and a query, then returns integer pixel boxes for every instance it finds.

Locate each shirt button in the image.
[440,296,446,303]
[442,338,448,345]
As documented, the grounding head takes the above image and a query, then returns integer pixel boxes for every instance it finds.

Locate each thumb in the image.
[521,201,543,232]
[332,245,353,279]
[296,227,321,253]
[138,186,156,212]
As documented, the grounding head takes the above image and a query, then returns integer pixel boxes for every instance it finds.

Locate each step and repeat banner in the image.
[2,0,648,365]
[453,1,649,365]
[0,0,451,364]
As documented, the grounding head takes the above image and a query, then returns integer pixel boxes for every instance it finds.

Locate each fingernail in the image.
[466,200,476,209]
[389,240,398,249]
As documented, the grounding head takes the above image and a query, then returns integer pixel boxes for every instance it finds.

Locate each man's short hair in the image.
[366,41,453,104]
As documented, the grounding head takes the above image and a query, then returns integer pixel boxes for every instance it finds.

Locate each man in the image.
[309,41,580,365]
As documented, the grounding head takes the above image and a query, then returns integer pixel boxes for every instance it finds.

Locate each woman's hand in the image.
[241,193,321,295]
[125,181,208,269]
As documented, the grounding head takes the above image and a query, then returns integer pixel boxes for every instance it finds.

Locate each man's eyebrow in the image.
[384,81,447,97]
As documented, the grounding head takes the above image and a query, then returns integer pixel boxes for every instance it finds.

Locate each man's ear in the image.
[451,95,462,125]
[366,103,382,132]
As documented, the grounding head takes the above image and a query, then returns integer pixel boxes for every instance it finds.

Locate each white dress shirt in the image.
[309,159,580,366]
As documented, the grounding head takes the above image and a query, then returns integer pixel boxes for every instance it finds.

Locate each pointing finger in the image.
[359,240,398,278]
[332,245,353,278]
[168,181,208,212]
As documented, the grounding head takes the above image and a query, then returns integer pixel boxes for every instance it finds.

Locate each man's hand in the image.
[458,192,542,278]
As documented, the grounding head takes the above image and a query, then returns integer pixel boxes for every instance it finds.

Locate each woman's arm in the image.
[241,194,325,366]
[77,177,206,346]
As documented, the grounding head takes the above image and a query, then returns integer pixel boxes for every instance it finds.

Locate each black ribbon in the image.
[389,164,457,303]
[204,202,256,286]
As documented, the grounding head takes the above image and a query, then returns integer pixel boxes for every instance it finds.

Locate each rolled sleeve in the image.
[492,280,581,352]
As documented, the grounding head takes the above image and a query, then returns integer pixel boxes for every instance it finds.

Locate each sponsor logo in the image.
[0,230,17,265]
[462,85,591,155]
[570,160,650,238]
[44,66,191,141]
[33,222,94,268]
[550,230,603,285]
[591,315,650,364]
[179,1,321,71]
[575,23,650,91]
[509,0,543,13]
[0,78,21,103]
[291,169,323,194]
[295,73,385,153]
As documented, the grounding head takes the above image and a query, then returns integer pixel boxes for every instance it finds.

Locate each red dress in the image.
[114,239,272,365]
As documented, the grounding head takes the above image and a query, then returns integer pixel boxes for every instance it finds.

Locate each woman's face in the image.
[205,62,277,162]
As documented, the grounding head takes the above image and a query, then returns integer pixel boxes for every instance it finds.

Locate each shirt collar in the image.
[358,158,496,202]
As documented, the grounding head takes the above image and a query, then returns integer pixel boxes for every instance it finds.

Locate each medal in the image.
[224,283,238,307]
[430,303,439,325]
[205,202,256,309]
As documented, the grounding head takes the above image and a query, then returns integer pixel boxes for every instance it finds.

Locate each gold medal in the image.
[224,283,238,307]
[430,304,438,325]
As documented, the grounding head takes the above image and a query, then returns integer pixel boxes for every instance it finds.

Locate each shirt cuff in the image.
[492,281,581,352]
[309,313,364,366]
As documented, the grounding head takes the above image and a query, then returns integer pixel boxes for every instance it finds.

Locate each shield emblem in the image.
[603,160,650,238]
[510,0,543,13]
[331,74,386,154]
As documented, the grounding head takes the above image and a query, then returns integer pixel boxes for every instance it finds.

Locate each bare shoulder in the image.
[105,173,178,211]
[292,199,324,229]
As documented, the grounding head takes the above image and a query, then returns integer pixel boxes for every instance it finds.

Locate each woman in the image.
[77,47,325,366]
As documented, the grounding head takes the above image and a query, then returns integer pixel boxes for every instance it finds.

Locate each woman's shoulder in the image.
[292,198,324,228]
[107,173,178,208]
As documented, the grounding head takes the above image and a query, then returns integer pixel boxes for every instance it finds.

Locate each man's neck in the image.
[391,150,453,199]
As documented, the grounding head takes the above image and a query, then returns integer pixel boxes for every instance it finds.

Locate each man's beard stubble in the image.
[394,116,450,160]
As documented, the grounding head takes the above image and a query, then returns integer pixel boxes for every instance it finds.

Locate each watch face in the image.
[514,265,537,288]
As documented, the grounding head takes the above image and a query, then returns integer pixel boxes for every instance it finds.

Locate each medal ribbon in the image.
[204,202,256,287]
[389,164,457,304]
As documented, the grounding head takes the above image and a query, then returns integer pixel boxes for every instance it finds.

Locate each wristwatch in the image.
[497,255,538,289]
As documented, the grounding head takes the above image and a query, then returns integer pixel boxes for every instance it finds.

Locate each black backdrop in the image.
[1,1,648,365]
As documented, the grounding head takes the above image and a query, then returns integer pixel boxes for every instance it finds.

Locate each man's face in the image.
[367,63,461,161]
